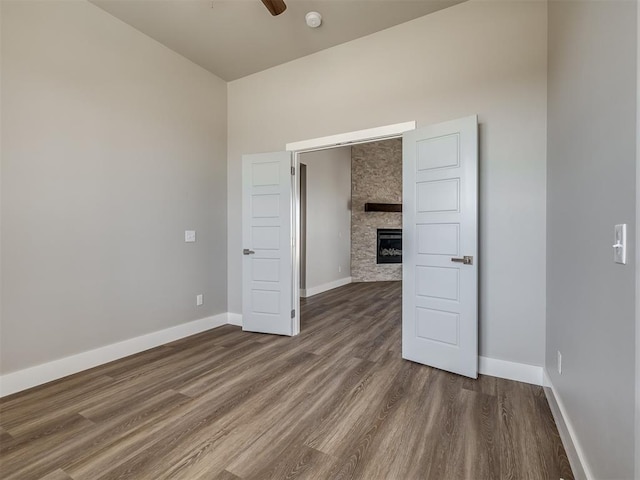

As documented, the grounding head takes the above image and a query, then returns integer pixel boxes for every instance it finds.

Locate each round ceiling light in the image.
[305,11,322,28]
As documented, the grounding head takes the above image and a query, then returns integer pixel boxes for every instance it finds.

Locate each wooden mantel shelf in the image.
[364,203,402,213]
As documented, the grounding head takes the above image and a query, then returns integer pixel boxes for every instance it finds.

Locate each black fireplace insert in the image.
[377,228,402,264]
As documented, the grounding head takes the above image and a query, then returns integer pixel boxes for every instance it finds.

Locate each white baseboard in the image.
[227,313,243,327]
[0,311,556,413]
[543,370,593,480]
[301,277,352,298]
[478,355,543,386]
[0,313,229,398]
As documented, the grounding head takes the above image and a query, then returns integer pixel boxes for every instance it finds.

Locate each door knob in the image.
[243,249,255,255]
[451,256,473,265]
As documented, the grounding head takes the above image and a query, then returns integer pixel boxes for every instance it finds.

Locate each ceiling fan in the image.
[261,0,287,16]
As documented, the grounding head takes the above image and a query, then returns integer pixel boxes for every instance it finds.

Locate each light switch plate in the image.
[557,350,562,375]
[613,224,626,264]
[185,230,196,243]
[196,294,203,306]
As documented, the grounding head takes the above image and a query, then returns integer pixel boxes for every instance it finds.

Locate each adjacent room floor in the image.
[0,281,573,479]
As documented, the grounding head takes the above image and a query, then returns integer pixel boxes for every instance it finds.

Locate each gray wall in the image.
[228,0,548,366]
[299,147,352,293]
[637,2,640,476]
[1,0,228,373]
[546,1,637,477]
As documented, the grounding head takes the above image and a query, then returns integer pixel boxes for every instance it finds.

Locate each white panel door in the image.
[242,152,293,336]
[403,116,478,378]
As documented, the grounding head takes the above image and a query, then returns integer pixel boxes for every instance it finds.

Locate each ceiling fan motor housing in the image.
[261,0,287,16]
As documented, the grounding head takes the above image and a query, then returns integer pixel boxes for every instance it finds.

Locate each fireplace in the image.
[377,229,402,264]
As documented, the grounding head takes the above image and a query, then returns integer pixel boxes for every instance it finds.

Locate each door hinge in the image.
[291,166,295,175]
[291,309,295,318]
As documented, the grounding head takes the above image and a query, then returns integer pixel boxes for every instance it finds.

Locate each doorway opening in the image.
[288,122,416,335]
[294,135,406,333]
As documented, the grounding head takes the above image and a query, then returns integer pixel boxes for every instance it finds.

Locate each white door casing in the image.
[242,152,294,336]
[402,115,478,378]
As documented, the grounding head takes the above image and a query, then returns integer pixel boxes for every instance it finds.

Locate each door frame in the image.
[285,121,416,334]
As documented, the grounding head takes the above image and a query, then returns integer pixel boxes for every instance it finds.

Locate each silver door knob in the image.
[451,256,473,265]
[243,249,255,255]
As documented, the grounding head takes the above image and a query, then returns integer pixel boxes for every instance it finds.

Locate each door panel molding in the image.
[242,151,294,336]
[402,115,478,378]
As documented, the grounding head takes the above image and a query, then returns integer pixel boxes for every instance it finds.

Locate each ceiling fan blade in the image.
[261,0,287,16]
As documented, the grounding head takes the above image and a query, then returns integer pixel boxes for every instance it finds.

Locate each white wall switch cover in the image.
[196,294,203,306]
[613,224,626,264]
[185,230,196,243]
[557,350,562,375]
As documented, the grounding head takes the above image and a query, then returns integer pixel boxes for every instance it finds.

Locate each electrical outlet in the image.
[196,294,203,306]
[338,265,342,273]
[557,351,562,375]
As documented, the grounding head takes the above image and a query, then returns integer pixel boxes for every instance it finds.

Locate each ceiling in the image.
[90,0,466,81]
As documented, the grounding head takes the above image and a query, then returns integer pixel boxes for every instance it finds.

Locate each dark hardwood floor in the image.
[0,281,573,479]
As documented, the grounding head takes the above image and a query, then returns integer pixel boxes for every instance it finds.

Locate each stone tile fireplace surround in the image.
[351,139,402,282]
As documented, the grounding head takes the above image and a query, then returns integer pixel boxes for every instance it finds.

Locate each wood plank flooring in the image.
[0,281,573,479]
